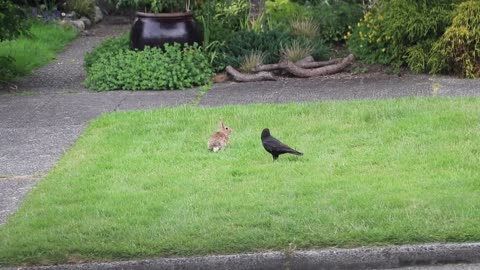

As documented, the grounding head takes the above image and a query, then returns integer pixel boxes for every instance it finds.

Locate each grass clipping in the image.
[1,97,480,265]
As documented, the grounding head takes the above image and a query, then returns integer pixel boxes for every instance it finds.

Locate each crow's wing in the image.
[262,136,297,153]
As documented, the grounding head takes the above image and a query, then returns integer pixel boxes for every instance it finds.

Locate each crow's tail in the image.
[289,149,303,156]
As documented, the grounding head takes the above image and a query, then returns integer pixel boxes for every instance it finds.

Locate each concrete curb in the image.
[6,243,480,270]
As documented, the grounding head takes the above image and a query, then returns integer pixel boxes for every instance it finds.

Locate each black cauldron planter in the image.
[130,11,203,50]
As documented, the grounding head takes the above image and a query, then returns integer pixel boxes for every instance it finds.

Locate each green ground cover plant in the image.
[0,21,78,82]
[83,33,129,72]
[1,97,479,266]
[83,43,213,91]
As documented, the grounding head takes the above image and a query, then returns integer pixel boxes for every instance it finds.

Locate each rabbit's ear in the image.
[219,120,224,128]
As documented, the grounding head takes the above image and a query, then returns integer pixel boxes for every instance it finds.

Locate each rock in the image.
[67,11,77,19]
[94,6,103,24]
[70,19,85,31]
[79,16,92,28]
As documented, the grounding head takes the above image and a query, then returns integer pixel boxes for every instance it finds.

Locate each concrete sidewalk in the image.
[1,16,479,270]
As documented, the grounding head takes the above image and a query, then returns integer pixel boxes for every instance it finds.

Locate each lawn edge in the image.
[4,242,480,270]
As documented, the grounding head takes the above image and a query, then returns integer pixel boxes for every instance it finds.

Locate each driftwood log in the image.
[226,54,355,82]
[225,66,277,82]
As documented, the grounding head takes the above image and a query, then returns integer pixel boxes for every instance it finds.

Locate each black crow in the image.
[261,128,303,161]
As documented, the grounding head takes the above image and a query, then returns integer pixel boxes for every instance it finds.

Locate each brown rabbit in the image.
[208,121,232,152]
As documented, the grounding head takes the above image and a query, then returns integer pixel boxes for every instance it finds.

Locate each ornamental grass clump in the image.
[281,40,314,62]
[83,43,214,91]
[239,50,265,73]
[291,18,319,39]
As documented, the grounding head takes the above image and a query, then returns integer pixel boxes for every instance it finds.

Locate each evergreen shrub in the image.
[430,0,480,78]
[218,29,329,69]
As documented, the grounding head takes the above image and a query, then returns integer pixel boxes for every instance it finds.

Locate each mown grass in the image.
[0,21,78,81]
[1,97,479,266]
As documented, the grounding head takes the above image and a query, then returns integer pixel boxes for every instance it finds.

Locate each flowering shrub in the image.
[345,11,396,65]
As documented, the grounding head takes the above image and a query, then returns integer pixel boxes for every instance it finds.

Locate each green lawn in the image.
[0,21,78,82]
[1,97,480,266]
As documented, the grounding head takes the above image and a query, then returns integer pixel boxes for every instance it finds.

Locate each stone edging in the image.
[5,243,480,270]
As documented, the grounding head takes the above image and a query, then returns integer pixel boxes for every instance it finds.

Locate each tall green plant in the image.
[195,0,248,42]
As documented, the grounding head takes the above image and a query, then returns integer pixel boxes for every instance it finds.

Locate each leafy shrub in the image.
[216,28,329,70]
[0,0,30,41]
[429,0,480,78]
[294,36,329,61]
[266,0,304,28]
[65,0,95,19]
[347,0,456,70]
[405,40,435,74]
[314,0,363,43]
[219,29,290,68]
[195,0,249,44]
[346,11,395,65]
[213,30,329,69]
[84,43,214,91]
[84,33,129,72]
[266,0,362,43]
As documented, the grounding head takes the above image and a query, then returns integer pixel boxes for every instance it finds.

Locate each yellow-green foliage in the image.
[347,0,454,68]
[429,0,480,78]
[406,40,435,74]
